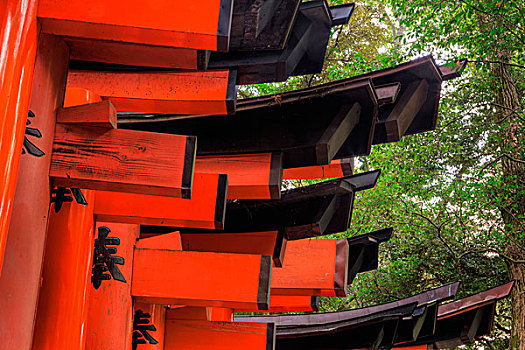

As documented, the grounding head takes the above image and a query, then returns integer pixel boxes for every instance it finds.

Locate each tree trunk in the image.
[492,58,525,350]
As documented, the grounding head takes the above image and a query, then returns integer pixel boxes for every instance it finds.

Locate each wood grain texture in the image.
[94,173,227,230]
[164,320,275,350]
[67,69,235,114]
[57,100,117,128]
[283,158,353,179]
[85,223,138,350]
[271,239,348,297]
[38,0,228,51]
[132,249,272,310]
[195,152,282,199]
[50,124,195,197]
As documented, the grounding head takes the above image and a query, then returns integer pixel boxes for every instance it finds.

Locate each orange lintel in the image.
[85,223,138,350]
[195,153,283,199]
[236,295,319,313]
[271,239,349,297]
[57,100,117,129]
[132,233,272,310]
[180,231,286,267]
[67,37,205,70]
[164,320,275,350]
[38,0,229,51]
[165,306,233,322]
[66,69,236,115]
[63,87,102,107]
[94,173,227,230]
[50,124,196,198]
[283,158,354,180]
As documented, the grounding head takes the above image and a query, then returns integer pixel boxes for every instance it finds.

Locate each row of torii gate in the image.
[0,0,512,349]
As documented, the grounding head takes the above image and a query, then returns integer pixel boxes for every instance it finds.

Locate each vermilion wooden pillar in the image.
[0,0,38,274]
[0,34,68,349]
[85,223,138,350]
[32,92,101,350]
[32,190,95,350]
[133,302,167,350]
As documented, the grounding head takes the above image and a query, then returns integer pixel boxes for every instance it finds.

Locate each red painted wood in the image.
[195,153,282,199]
[84,223,138,350]
[283,158,353,179]
[136,231,182,251]
[94,173,226,230]
[66,69,234,114]
[0,34,68,349]
[132,233,272,310]
[0,0,38,274]
[50,124,195,197]
[133,302,166,350]
[38,0,228,51]
[57,100,117,128]
[64,87,102,107]
[271,239,349,297]
[165,306,233,322]
[180,231,286,267]
[68,38,203,70]
[32,190,96,350]
[164,319,274,350]
[236,295,318,313]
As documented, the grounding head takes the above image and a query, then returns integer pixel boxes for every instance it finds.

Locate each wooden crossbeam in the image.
[180,231,287,267]
[57,100,117,128]
[50,124,196,198]
[164,319,275,350]
[64,87,102,107]
[66,69,236,115]
[132,233,272,310]
[85,223,138,350]
[68,37,209,70]
[236,295,319,313]
[94,173,227,230]
[374,80,429,143]
[174,170,379,240]
[375,83,401,106]
[165,306,233,322]
[271,239,349,297]
[195,153,282,199]
[283,158,353,179]
[230,0,301,50]
[124,80,376,168]
[38,0,234,52]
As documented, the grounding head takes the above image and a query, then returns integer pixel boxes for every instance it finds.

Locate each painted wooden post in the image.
[0,34,68,349]
[84,223,138,350]
[132,302,166,350]
[32,190,95,350]
[0,0,38,274]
